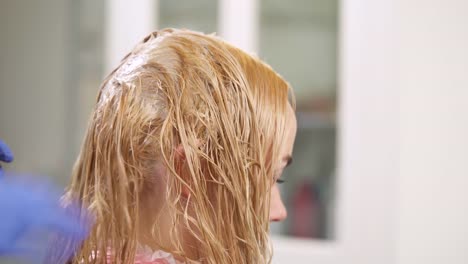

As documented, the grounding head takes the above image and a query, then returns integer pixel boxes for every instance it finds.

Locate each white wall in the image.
[397,0,468,263]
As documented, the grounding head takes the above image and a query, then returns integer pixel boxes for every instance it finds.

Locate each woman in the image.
[50,28,297,264]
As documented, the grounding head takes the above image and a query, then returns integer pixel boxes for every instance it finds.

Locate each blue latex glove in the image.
[0,140,91,261]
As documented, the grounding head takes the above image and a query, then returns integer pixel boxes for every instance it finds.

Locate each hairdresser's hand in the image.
[0,140,89,255]
[0,174,91,257]
[0,139,14,177]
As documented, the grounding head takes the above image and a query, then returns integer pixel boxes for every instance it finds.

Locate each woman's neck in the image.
[137,210,201,262]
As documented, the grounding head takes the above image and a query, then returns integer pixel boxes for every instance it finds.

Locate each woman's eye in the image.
[276,179,285,184]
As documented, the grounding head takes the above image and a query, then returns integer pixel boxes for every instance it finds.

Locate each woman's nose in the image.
[270,185,287,222]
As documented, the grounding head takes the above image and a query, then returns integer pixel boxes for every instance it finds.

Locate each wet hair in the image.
[49,28,294,264]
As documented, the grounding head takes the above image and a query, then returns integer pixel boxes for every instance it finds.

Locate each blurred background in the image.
[0,0,467,264]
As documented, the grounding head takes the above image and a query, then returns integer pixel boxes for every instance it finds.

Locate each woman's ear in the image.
[174,144,190,197]
[174,144,186,161]
[174,140,205,197]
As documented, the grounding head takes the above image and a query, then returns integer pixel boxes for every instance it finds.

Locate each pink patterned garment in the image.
[104,245,185,264]
[133,245,184,264]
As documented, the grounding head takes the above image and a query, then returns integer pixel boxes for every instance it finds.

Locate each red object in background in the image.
[290,182,320,238]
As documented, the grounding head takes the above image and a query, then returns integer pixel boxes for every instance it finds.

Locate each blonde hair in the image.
[50,29,293,264]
